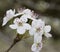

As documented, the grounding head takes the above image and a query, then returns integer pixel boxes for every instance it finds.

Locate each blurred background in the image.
[0,0,60,52]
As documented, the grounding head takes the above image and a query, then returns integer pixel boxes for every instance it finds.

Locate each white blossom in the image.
[29,19,52,38]
[2,9,36,26]
[2,9,15,26]
[29,19,44,52]
[9,18,31,34]
[29,19,52,52]
[18,9,36,21]
[31,42,42,52]
[29,19,45,36]
[2,8,52,52]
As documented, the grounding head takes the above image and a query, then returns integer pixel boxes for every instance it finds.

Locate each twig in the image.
[5,34,23,52]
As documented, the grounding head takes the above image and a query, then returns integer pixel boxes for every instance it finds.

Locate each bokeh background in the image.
[0,0,60,52]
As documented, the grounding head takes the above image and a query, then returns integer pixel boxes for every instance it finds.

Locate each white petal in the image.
[34,34,42,43]
[2,17,8,26]
[9,24,17,29]
[6,9,15,17]
[2,16,13,26]
[32,19,45,28]
[17,27,26,34]
[44,25,51,33]
[37,19,45,29]
[44,33,52,38]
[39,30,44,36]
[13,18,21,24]
[13,9,15,14]
[38,19,45,28]
[31,43,37,52]
[29,28,36,36]
[32,20,37,28]
[2,9,15,26]
[23,23,31,30]
[23,9,32,15]
[20,14,28,22]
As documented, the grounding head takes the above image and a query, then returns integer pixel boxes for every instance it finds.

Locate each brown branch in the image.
[5,34,23,52]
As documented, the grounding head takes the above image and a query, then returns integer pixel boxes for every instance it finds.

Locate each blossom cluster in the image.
[2,9,52,52]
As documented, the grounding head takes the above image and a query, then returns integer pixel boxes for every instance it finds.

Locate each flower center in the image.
[18,22,23,26]
[36,43,41,48]
[36,28,41,32]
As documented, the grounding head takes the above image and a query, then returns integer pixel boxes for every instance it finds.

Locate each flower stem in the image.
[5,34,23,52]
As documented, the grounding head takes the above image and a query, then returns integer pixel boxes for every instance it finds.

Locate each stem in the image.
[5,42,15,52]
[14,13,23,17]
[5,32,30,52]
[5,34,23,52]
[14,12,36,21]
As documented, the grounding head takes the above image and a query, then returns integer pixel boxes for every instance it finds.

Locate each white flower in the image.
[29,19,52,38]
[29,19,45,36]
[20,9,37,21]
[44,25,52,38]
[9,18,31,34]
[2,9,15,26]
[18,9,36,21]
[31,42,42,52]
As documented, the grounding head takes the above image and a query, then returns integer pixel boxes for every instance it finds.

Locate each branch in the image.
[5,34,23,52]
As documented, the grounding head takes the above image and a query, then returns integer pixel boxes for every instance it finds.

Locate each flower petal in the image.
[34,34,42,43]
[31,43,42,52]
[23,23,31,30]
[39,30,44,35]
[32,19,45,28]
[29,28,36,36]
[44,25,51,33]
[13,18,21,24]
[20,14,28,22]
[23,9,32,15]
[2,16,13,26]
[9,24,17,29]
[31,43,37,52]
[17,27,26,34]
[32,20,37,28]
[44,33,52,38]
[2,9,15,26]
[2,17,8,26]
[6,9,15,17]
